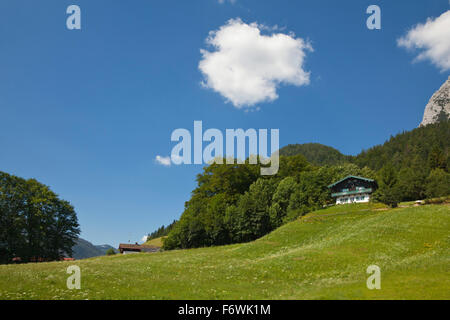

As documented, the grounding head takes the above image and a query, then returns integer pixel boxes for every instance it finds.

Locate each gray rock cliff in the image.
[420,76,450,126]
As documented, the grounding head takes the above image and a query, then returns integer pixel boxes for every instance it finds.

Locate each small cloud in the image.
[155,155,171,167]
[244,106,261,113]
[398,10,450,71]
[199,18,312,109]
[141,235,148,243]
[218,0,236,4]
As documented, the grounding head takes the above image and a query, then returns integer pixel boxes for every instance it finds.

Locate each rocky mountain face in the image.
[420,76,450,127]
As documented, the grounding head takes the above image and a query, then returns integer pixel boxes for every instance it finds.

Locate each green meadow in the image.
[144,236,166,248]
[0,203,449,300]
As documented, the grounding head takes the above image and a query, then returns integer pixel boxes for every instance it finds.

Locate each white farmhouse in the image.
[328,175,378,205]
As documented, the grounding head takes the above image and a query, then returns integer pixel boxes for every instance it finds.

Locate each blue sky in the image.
[1,0,449,247]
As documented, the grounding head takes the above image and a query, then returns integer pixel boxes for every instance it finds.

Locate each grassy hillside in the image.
[144,237,165,248]
[0,203,448,300]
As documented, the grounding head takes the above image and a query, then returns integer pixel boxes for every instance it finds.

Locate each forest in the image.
[162,120,450,250]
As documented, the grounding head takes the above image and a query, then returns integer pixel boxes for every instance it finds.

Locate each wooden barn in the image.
[118,243,160,254]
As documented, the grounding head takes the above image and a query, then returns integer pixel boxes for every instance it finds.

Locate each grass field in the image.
[0,203,449,300]
[144,236,166,248]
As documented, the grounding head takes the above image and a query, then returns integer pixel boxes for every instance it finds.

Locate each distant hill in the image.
[279,143,350,166]
[279,121,450,171]
[353,120,450,171]
[72,238,117,260]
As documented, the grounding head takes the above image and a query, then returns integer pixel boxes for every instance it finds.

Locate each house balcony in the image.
[331,188,373,198]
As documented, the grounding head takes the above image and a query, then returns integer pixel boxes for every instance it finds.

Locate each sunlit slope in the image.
[144,237,166,248]
[0,203,448,300]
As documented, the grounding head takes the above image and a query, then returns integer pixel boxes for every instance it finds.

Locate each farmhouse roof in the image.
[327,175,375,188]
[118,243,161,251]
[118,244,143,250]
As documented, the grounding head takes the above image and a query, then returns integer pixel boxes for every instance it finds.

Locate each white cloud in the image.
[199,18,313,108]
[398,10,450,71]
[155,155,183,167]
[218,0,236,4]
[141,235,148,243]
[155,155,171,166]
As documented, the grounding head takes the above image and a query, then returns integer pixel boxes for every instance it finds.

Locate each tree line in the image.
[162,158,379,250]
[161,120,450,250]
[146,220,177,241]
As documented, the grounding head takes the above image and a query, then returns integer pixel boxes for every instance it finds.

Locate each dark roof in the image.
[118,244,143,250]
[327,175,375,188]
[118,244,161,251]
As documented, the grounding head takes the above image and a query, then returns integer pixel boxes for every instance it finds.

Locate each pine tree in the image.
[374,164,401,208]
